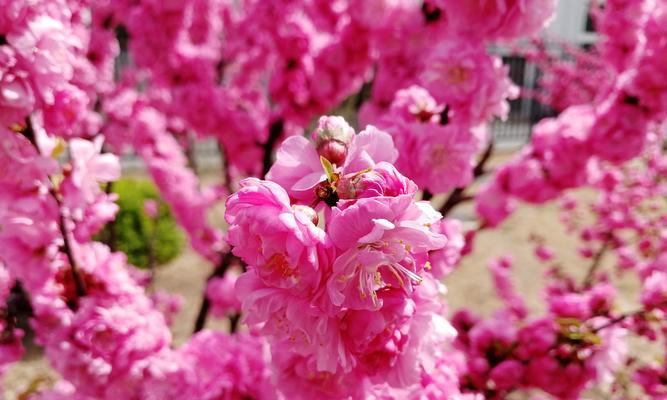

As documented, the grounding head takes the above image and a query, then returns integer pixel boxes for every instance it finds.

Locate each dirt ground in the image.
[3,151,644,399]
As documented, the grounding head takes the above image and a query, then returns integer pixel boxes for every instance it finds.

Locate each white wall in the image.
[546,0,597,44]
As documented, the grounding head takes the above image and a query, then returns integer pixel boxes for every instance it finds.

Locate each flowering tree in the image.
[0,0,666,399]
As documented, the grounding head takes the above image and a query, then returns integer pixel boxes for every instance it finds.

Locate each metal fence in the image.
[491,55,557,147]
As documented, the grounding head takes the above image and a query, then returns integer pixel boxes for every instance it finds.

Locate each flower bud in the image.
[312,116,355,146]
[317,140,348,166]
[312,116,355,165]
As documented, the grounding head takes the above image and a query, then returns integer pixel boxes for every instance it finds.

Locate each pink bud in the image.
[317,140,348,166]
[534,244,554,261]
[312,116,355,146]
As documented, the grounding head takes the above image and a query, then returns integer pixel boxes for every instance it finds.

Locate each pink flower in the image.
[437,0,556,41]
[311,115,356,166]
[474,179,518,227]
[412,122,484,193]
[420,40,518,124]
[489,255,527,319]
[337,162,418,200]
[516,318,558,359]
[265,134,326,203]
[266,117,398,204]
[60,137,120,241]
[327,195,445,310]
[589,92,651,163]
[206,269,242,318]
[155,331,274,399]
[0,48,34,127]
[531,105,594,189]
[47,296,171,399]
[641,271,667,311]
[534,244,554,261]
[234,272,352,374]
[226,178,332,295]
[489,359,524,390]
[428,218,465,279]
[129,107,224,261]
[378,86,487,194]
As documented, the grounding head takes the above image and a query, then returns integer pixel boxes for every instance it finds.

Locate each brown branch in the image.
[192,251,241,333]
[261,119,284,178]
[590,303,666,333]
[354,78,374,112]
[473,139,495,179]
[439,187,466,216]
[20,118,86,298]
[422,189,433,201]
[439,140,495,216]
[57,205,87,298]
[103,181,117,251]
[218,141,234,194]
[582,235,611,288]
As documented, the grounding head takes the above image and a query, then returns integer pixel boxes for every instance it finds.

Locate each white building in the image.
[548,0,597,45]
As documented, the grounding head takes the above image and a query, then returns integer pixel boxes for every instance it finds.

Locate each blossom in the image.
[266,116,398,204]
[420,40,518,124]
[46,296,171,399]
[474,178,517,228]
[206,269,242,318]
[336,162,418,200]
[143,331,274,400]
[327,195,445,310]
[378,86,487,194]
[226,178,332,295]
[436,0,557,41]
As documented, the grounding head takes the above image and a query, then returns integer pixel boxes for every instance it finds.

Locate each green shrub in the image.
[101,178,183,268]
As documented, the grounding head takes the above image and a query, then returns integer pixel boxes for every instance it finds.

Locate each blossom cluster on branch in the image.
[1,0,667,399]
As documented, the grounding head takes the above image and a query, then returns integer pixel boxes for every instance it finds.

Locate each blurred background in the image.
[4,2,630,399]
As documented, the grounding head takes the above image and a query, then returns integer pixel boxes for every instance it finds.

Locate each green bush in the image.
[101,178,183,268]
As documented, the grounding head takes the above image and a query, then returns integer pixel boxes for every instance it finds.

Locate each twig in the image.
[582,235,611,288]
[20,118,86,298]
[57,206,87,298]
[147,213,158,286]
[439,187,466,216]
[354,78,374,112]
[218,142,234,194]
[103,181,117,251]
[422,189,433,201]
[192,252,241,333]
[590,304,665,333]
[438,140,495,216]
[261,119,284,178]
[473,139,495,178]
[229,313,241,334]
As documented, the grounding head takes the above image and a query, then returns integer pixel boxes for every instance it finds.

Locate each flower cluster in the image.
[226,116,457,397]
[476,0,667,227]
[4,0,667,399]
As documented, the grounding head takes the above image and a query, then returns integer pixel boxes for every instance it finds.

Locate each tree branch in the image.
[262,119,284,178]
[57,205,87,298]
[438,140,495,216]
[192,251,241,333]
[20,118,86,298]
[582,235,611,288]
[422,189,433,201]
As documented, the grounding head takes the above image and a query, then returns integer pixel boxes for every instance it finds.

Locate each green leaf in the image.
[320,156,336,182]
